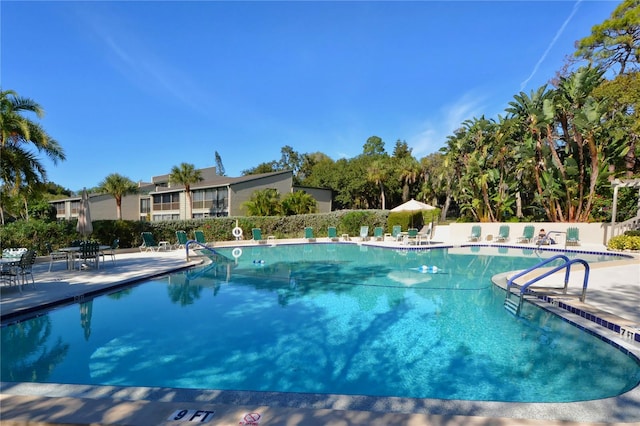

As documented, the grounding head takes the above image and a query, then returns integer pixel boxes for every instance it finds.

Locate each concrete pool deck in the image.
[1,237,639,425]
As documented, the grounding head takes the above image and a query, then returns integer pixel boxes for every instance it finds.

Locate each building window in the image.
[70,201,80,215]
[140,198,150,214]
[216,190,227,210]
[53,202,65,215]
[152,213,180,221]
[192,189,217,209]
[153,193,180,211]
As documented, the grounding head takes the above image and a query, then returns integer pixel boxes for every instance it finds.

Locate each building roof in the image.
[150,170,293,194]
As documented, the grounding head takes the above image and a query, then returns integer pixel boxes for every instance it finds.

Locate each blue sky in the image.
[1,1,619,192]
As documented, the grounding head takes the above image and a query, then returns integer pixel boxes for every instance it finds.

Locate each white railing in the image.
[611,215,640,238]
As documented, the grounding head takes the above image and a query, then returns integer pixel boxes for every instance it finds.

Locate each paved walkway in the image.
[1,241,639,425]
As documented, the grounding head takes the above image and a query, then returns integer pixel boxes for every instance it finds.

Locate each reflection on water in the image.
[1,244,637,402]
[1,316,69,382]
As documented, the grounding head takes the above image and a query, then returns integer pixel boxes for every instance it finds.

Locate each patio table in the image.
[59,245,110,270]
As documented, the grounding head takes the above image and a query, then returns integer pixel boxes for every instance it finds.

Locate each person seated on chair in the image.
[537,229,555,245]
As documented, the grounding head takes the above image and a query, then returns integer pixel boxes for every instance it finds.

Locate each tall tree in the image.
[98,173,139,220]
[169,163,203,219]
[0,90,65,223]
[362,136,386,157]
[367,159,389,209]
[397,156,420,202]
[242,161,278,175]
[574,0,640,76]
[214,151,226,176]
[392,139,413,159]
[593,71,640,178]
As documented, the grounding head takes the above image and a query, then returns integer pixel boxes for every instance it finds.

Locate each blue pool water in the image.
[2,244,639,402]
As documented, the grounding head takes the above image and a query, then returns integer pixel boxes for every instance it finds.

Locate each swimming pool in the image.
[1,244,639,403]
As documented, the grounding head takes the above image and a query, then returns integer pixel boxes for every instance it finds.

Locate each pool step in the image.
[504,298,519,316]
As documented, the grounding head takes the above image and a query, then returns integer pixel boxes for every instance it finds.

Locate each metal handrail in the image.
[506,254,570,292]
[185,240,224,261]
[505,255,590,316]
[517,259,590,302]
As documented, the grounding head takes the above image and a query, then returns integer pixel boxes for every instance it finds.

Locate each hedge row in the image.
[1,210,407,255]
[1,208,448,255]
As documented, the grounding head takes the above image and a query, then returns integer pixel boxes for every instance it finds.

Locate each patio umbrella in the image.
[390,198,436,212]
[76,188,93,239]
[390,199,436,228]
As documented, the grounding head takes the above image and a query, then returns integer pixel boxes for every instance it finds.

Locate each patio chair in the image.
[385,225,402,242]
[327,226,339,242]
[467,225,482,242]
[419,223,433,244]
[101,238,119,264]
[75,241,100,270]
[404,228,419,245]
[566,227,580,246]
[516,225,535,243]
[495,225,510,242]
[302,226,315,242]
[46,242,68,272]
[373,226,384,241]
[140,232,160,252]
[252,228,267,244]
[175,231,188,249]
[1,253,22,286]
[359,226,369,241]
[17,249,37,289]
[194,230,214,247]
[1,264,17,286]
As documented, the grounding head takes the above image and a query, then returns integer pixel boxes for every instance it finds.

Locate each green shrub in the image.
[0,210,391,253]
[607,235,640,251]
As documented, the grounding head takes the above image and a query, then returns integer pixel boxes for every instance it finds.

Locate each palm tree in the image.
[169,163,203,219]
[397,156,420,202]
[98,173,139,220]
[282,190,317,215]
[0,90,65,223]
[243,188,281,216]
[367,159,389,209]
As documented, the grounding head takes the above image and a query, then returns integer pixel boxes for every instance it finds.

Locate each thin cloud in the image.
[76,5,207,111]
[411,93,487,157]
[520,0,583,90]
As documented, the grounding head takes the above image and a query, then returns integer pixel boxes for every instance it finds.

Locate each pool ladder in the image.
[185,240,230,262]
[504,255,590,316]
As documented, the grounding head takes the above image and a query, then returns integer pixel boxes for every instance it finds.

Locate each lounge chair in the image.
[327,226,339,242]
[194,230,214,247]
[566,227,580,246]
[140,232,161,252]
[46,242,68,272]
[467,225,481,242]
[495,225,510,242]
[418,224,433,244]
[176,231,188,249]
[404,228,419,245]
[385,225,402,242]
[373,226,384,241]
[252,228,267,244]
[516,226,535,243]
[359,226,369,241]
[305,227,315,242]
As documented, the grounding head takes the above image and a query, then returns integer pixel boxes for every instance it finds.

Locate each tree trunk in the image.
[516,191,523,218]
